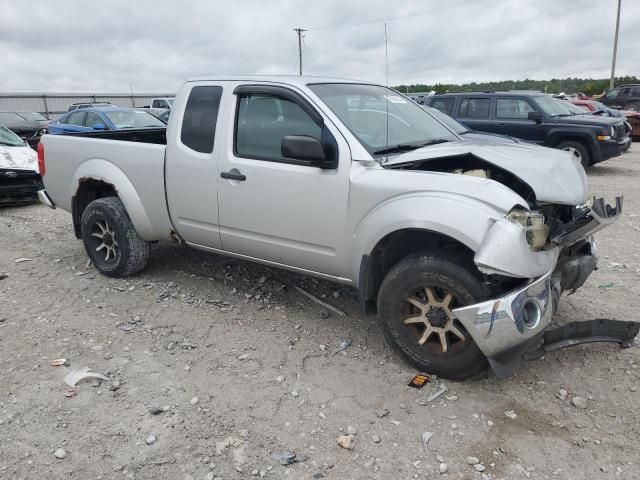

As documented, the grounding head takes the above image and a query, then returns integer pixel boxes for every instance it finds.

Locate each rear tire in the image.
[80,197,150,278]
[377,253,488,380]
[557,140,590,169]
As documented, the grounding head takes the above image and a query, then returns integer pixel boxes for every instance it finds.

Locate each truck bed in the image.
[41,130,174,241]
[59,127,167,144]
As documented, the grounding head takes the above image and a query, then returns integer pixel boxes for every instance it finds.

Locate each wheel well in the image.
[359,229,476,315]
[72,179,118,238]
[553,136,591,154]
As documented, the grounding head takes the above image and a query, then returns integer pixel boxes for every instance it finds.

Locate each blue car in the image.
[48,107,166,134]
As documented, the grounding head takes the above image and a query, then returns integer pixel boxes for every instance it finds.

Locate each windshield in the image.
[562,102,589,115]
[104,110,166,129]
[308,83,457,154]
[0,111,26,123]
[18,112,48,121]
[0,125,26,146]
[534,96,577,117]
[424,106,468,134]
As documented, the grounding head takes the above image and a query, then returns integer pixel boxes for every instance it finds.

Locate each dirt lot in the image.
[1,147,639,480]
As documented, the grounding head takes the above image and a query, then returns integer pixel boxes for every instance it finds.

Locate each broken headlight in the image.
[506,208,550,252]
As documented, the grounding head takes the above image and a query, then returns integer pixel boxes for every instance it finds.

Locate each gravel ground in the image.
[1,146,639,480]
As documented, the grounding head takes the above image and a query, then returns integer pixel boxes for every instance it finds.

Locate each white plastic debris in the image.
[63,366,109,387]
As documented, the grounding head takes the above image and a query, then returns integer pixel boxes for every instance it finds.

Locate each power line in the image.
[307,0,485,31]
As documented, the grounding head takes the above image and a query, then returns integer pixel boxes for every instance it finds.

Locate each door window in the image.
[496,98,535,119]
[85,112,105,128]
[431,97,455,115]
[235,93,322,162]
[458,98,490,118]
[605,89,619,100]
[67,111,86,126]
[180,86,223,153]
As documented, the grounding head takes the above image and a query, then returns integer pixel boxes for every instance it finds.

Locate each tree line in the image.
[395,76,639,96]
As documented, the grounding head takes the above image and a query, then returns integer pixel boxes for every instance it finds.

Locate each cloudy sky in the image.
[1,0,638,92]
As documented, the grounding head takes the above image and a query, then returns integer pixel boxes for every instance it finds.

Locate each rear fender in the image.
[72,159,156,240]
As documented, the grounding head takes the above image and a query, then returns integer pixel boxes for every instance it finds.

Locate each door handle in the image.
[497,123,508,127]
[220,170,246,181]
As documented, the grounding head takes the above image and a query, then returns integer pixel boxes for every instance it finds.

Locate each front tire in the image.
[81,197,150,278]
[557,140,590,169]
[377,254,488,380]
[623,102,639,112]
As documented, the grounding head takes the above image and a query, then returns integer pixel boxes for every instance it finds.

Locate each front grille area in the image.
[0,169,43,204]
[614,123,626,140]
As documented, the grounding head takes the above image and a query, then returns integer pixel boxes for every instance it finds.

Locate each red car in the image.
[571,99,640,138]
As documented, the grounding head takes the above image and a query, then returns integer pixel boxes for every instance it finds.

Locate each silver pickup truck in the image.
[37,76,626,379]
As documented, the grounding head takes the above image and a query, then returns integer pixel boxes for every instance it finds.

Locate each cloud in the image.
[0,0,637,92]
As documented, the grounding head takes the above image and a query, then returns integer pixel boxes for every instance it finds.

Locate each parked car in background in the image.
[16,112,50,126]
[67,102,117,112]
[0,125,42,205]
[571,99,640,139]
[38,75,624,379]
[146,97,175,117]
[48,107,166,134]
[0,110,48,148]
[600,84,640,111]
[426,92,629,167]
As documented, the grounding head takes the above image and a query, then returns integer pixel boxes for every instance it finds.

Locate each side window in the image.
[431,97,455,115]
[67,112,86,126]
[235,93,322,162]
[85,112,105,128]
[619,87,631,96]
[496,98,535,119]
[180,86,223,154]
[606,89,619,99]
[152,100,161,108]
[458,98,490,118]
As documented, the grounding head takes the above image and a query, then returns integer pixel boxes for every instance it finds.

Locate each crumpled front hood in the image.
[0,145,39,172]
[383,140,588,205]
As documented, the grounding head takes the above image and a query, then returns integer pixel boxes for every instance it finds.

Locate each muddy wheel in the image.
[81,197,150,278]
[377,254,488,380]
[557,140,590,169]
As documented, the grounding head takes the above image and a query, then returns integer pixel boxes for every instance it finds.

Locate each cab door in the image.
[455,97,493,133]
[165,83,225,248]
[216,84,350,277]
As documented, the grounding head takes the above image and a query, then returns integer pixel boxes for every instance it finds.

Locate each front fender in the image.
[351,193,508,285]
[72,159,156,240]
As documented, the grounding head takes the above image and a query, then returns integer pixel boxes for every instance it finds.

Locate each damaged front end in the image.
[456,195,627,378]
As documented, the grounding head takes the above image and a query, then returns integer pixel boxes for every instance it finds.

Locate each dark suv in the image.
[600,84,640,112]
[426,92,629,167]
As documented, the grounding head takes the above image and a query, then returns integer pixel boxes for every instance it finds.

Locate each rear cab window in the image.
[457,97,490,118]
[180,86,223,153]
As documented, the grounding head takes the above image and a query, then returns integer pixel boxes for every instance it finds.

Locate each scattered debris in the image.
[421,431,434,451]
[63,389,77,398]
[332,340,352,355]
[63,367,109,388]
[190,396,199,406]
[598,282,614,289]
[375,408,389,418]
[238,353,249,360]
[504,410,518,419]
[294,286,346,317]
[337,434,356,450]
[572,396,587,409]
[271,451,306,466]
[557,388,568,401]
[425,385,448,402]
[49,358,67,367]
[347,426,357,435]
[53,448,67,459]
[466,456,480,465]
[14,257,32,263]
[0,273,7,280]
[474,464,487,472]
[109,380,121,391]
[408,373,431,389]
[146,435,157,445]
[372,435,381,443]
[438,463,448,474]
[149,406,164,415]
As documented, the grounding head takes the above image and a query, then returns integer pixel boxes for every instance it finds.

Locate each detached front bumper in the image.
[459,196,625,378]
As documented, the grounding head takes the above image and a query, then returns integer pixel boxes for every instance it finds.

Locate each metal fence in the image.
[0,93,175,119]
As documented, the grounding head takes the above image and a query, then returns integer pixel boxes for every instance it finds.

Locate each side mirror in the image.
[92,123,108,130]
[527,111,543,123]
[281,135,329,166]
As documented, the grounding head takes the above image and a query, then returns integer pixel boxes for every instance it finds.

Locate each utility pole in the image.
[610,0,622,90]
[294,28,306,75]
[384,23,389,87]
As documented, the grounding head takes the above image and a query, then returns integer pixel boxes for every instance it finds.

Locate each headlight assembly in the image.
[506,208,549,251]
